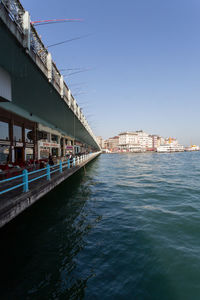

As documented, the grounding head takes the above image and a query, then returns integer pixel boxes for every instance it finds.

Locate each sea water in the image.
[1,152,200,300]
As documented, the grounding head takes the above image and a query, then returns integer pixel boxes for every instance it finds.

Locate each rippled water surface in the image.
[1,152,200,299]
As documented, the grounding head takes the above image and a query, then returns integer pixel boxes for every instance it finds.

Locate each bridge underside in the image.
[0,19,99,149]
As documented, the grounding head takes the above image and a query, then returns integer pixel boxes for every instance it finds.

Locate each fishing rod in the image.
[47,34,90,48]
[61,69,89,77]
[68,82,87,87]
[64,68,93,77]
[31,18,83,26]
[78,101,90,107]
[73,91,88,97]
[60,68,85,72]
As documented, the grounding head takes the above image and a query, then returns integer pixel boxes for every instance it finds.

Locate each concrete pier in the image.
[0,152,100,229]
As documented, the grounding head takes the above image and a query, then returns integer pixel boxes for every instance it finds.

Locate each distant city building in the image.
[101,130,189,153]
[118,131,184,152]
[118,132,141,152]
[136,130,151,149]
[158,136,164,147]
[150,135,162,150]
[164,137,178,145]
[104,136,119,151]
[96,136,105,149]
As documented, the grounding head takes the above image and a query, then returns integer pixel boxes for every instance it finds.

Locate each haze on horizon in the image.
[21,0,200,146]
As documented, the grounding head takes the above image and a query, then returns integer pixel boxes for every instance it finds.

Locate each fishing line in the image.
[47,34,91,48]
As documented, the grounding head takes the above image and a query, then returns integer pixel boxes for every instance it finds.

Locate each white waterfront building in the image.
[118,131,141,152]
[136,130,153,150]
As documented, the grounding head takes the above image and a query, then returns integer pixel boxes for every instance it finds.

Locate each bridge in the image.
[0,0,101,228]
[0,0,100,159]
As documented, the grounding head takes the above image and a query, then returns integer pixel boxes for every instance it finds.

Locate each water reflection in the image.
[0,163,102,300]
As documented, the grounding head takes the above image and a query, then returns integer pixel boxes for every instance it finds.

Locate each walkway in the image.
[0,152,101,228]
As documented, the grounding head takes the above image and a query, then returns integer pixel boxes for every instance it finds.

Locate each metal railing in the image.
[30,24,48,65]
[0,153,99,196]
[2,0,24,33]
[52,62,61,89]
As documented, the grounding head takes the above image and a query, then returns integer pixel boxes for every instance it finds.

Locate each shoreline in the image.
[102,150,200,154]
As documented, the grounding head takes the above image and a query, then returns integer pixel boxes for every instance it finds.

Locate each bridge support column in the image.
[23,11,30,50]
[73,99,76,114]
[58,136,61,157]
[47,53,52,81]
[60,75,64,98]
[62,137,66,157]
[68,89,71,107]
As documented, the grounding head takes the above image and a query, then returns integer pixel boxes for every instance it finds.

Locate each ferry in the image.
[156,144,184,153]
[185,145,200,152]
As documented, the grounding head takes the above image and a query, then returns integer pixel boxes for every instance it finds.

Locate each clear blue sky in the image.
[21,0,200,145]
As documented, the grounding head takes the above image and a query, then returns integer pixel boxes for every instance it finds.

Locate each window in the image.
[37,131,49,141]
[25,128,33,143]
[40,148,50,159]
[25,148,33,160]
[42,132,48,140]
[0,146,9,164]
[51,134,58,143]
[52,148,58,156]
[13,125,22,142]
[0,121,9,140]
[66,139,72,146]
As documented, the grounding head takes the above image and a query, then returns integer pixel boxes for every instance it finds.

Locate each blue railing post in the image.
[73,157,75,167]
[68,159,70,169]
[23,169,29,192]
[59,160,63,173]
[46,164,51,180]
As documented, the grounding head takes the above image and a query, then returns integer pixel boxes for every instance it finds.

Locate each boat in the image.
[185,145,200,152]
[156,144,184,153]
